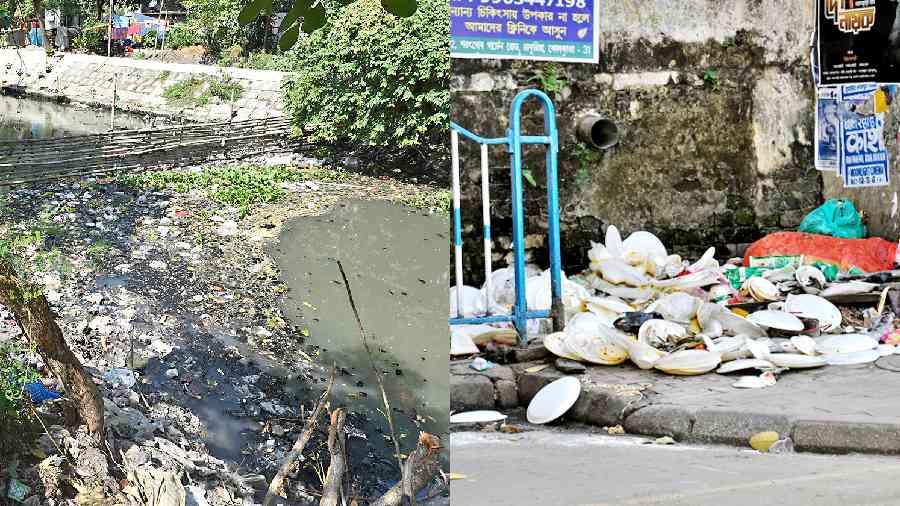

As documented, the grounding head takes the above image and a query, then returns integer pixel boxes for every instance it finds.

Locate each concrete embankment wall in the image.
[0,48,285,122]
[453,0,898,273]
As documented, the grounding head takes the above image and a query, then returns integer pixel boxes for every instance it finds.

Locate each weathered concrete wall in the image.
[453,0,822,273]
[0,48,284,122]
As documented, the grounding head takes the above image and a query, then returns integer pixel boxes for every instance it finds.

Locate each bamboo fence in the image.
[0,117,295,185]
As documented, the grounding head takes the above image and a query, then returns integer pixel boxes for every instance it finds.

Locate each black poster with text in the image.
[818,0,900,85]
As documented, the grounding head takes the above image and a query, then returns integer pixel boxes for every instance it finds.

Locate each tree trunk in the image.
[0,258,104,438]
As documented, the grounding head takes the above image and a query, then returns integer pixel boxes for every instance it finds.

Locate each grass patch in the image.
[117,165,350,217]
[400,189,451,214]
[85,240,112,267]
[162,75,244,107]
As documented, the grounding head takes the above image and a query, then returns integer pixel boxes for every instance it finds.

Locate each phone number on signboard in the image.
[459,0,588,8]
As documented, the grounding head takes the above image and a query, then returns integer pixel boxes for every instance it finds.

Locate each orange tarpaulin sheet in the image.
[743,232,897,273]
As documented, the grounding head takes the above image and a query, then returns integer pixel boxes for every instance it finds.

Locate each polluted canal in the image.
[0,94,154,140]
[270,199,450,470]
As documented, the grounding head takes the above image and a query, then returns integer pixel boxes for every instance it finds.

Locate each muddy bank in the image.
[0,160,449,504]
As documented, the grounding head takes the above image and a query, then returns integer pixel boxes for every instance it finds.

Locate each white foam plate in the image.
[816,334,878,355]
[543,332,581,361]
[450,410,508,424]
[716,358,774,374]
[824,349,881,365]
[767,353,828,369]
[526,376,582,424]
[785,294,842,332]
[746,310,804,332]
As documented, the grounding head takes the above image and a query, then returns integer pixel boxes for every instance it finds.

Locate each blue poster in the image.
[839,112,889,188]
[450,0,600,63]
[815,87,839,171]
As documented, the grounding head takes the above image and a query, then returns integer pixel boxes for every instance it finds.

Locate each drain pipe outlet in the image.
[576,114,619,150]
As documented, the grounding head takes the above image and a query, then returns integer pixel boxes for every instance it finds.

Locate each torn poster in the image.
[816,0,900,85]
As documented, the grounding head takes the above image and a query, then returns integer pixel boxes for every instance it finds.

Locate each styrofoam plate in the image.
[768,353,828,369]
[526,376,582,424]
[450,410,508,424]
[824,349,881,365]
[816,334,878,355]
[747,310,804,332]
[716,358,774,374]
[785,294,842,332]
[543,332,581,361]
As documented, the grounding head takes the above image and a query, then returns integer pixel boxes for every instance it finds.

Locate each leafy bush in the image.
[281,0,449,149]
[163,25,202,49]
[162,77,205,105]
[144,29,158,45]
[0,340,39,419]
[72,29,103,54]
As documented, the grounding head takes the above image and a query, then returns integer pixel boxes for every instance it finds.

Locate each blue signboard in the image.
[450,0,600,63]
[840,113,889,188]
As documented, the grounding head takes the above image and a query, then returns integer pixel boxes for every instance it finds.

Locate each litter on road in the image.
[451,213,900,392]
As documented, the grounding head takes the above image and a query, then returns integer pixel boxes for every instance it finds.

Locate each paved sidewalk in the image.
[451,430,900,506]
[451,343,900,455]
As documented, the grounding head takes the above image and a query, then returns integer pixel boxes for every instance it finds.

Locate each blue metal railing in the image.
[449,89,564,344]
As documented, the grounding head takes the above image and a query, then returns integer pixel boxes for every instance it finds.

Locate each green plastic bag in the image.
[798,199,866,239]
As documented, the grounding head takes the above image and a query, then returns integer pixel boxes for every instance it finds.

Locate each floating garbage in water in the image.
[526,376,581,424]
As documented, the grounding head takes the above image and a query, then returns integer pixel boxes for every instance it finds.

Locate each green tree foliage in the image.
[280,0,448,150]
[237,0,417,47]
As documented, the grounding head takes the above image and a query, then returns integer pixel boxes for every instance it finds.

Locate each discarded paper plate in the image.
[746,310,804,332]
[819,281,878,298]
[823,349,881,365]
[716,358,774,374]
[706,335,746,355]
[567,333,629,365]
[878,344,896,357]
[795,265,826,287]
[767,353,827,369]
[612,334,665,370]
[790,335,818,356]
[605,225,624,259]
[596,257,649,287]
[653,349,721,376]
[784,294,842,332]
[542,332,581,361]
[733,372,777,389]
[526,376,582,424]
[647,292,702,323]
[816,334,878,355]
[450,410,508,424]
[745,338,772,360]
[743,277,780,302]
[638,319,688,348]
[622,230,668,263]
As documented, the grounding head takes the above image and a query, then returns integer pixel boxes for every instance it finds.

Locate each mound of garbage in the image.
[451,224,900,389]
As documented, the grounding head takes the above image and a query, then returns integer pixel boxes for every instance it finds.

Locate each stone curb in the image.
[450,363,900,456]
